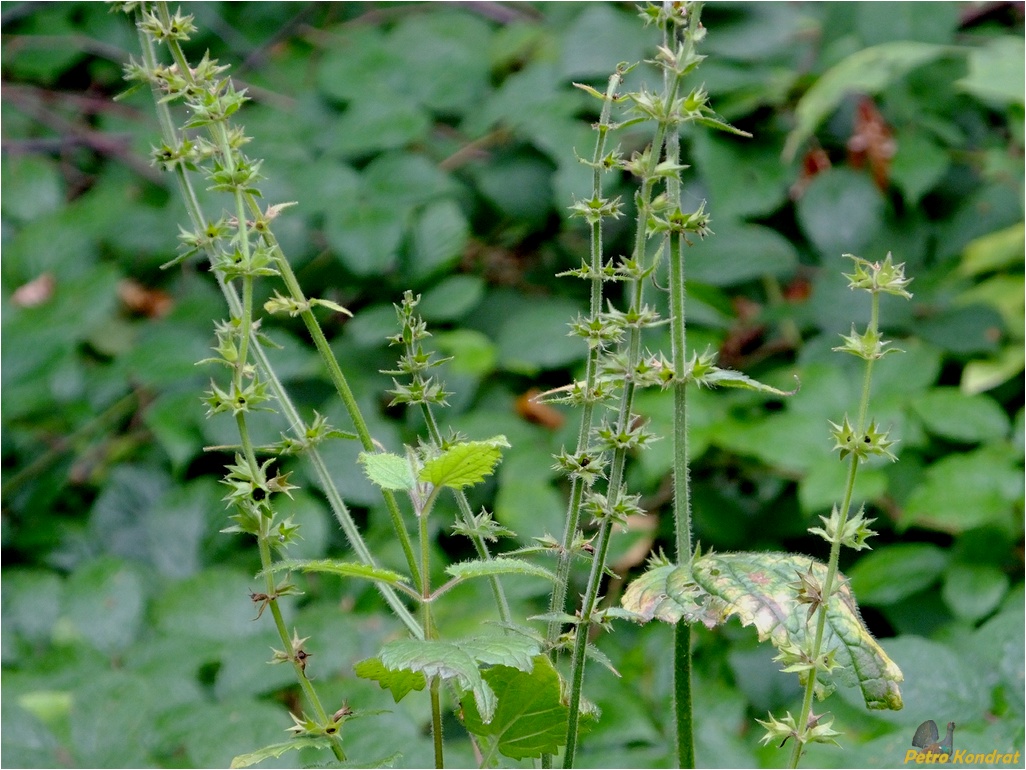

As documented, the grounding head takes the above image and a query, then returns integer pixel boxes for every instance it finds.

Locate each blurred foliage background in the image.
[1,2,1023,767]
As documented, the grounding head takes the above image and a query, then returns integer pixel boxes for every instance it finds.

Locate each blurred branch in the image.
[2,82,164,184]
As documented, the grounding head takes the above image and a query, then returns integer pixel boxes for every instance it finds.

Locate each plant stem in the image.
[249,207,424,594]
[788,292,879,768]
[137,7,424,638]
[419,400,511,625]
[417,490,444,768]
[663,13,696,762]
[257,522,346,761]
[546,67,625,651]
[431,677,444,769]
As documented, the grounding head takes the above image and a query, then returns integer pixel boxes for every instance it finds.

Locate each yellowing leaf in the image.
[679,552,904,710]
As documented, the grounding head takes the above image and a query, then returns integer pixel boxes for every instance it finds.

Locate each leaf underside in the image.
[621,551,904,710]
[355,634,541,724]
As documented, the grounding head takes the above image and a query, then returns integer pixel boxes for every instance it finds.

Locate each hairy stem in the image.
[789,292,879,768]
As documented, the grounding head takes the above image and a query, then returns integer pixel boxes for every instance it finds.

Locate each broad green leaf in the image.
[496,297,587,374]
[64,557,145,654]
[328,99,431,158]
[956,36,1025,108]
[378,639,496,722]
[796,169,884,259]
[1,569,62,648]
[910,387,1010,443]
[324,199,405,277]
[684,223,798,286]
[419,276,486,322]
[419,437,509,490]
[262,558,407,586]
[890,128,949,204]
[152,568,266,642]
[784,42,958,159]
[446,557,555,583]
[454,635,541,672]
[671,552,904,710]
[460,656,569,760]
[409,199,469,283]
[941,564,1010,623]
[697,366,799,396]
[902,447,1022,533]
[847,544,948,605]
[962,346,1026,395]
[230,737,331,769]
[354,657,427,702]
[432,329,497,377]
[358,451,415,491]
[960,223,1026,277]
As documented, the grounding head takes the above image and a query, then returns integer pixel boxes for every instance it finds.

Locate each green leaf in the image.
[324,198,405,277]
[2,569,62,648]
[902,447,1022,533]
[673,552,904,710]
[459,655,569,760]
[910,387,1010,443]
[419,437,509,490]
[1,154,64,222]
[784,41,957,159]
[796,168,884,259]
[697,366,799,396]
[446,557,555,583]
[354,657,427,702]
[409,200,469,284]
[496,297,587,374]
[358,451,416,490]
[956,36,1025,108]
[960,223,1026,277]
[432,329,497,377]
[261,558,409,586]
[64,557,146,654]
[941,563,1010,623]
[846,543,948,606]
[889,128,950,204]
[418,276,487,323]
[230,737,332,769]
[453,635,541,672]
[378,639,496,722]
[327,98,431,158]
[684,223,798,286]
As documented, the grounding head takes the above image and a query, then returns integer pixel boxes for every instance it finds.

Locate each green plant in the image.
[118,0,912,765]
[2,2,1022,769]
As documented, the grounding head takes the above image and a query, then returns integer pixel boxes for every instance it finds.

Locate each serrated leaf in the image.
[358,452,415,490]
[620,563,695,623]
[698,367,799,396]
[262,559,408,586]
[672,552,903,710]
[419,437,509,490]
[230,736,332,768]
[354,657,427,702]
[446,557,555,583]
[378,639,497,722]
[459,655,568,760]
[455,635,541,672]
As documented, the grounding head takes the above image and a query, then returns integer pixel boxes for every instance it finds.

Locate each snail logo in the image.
[911,720,955,763]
